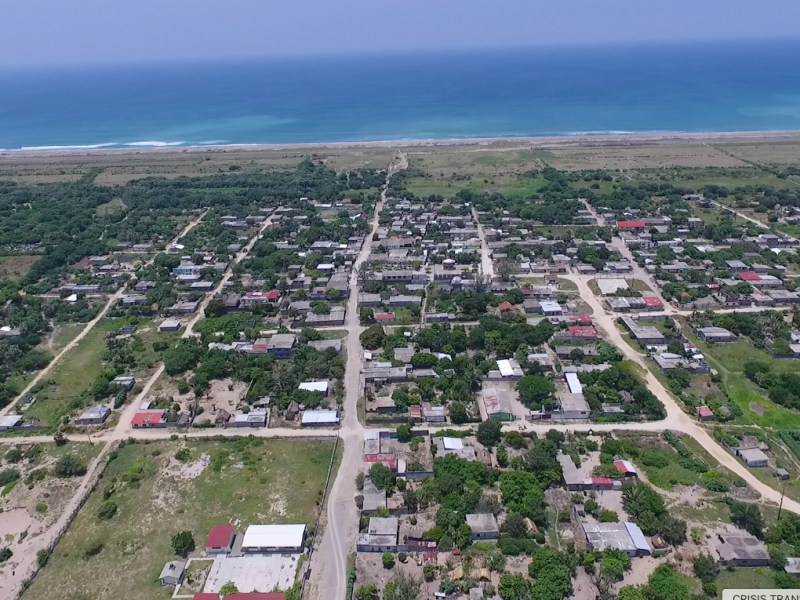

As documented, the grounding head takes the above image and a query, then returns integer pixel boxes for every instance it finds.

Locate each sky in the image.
[2,0,800,68]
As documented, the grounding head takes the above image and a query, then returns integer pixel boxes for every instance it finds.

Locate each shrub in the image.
[0,547,12,563]
[97,500,118,520]
[171,531,195,557]
[4,448,22,463]
[83,540,104,559]
[53,455,87,478]
[382,552,395,569]
[36,549,50,567]
[0,468,20,486]
[35,502,47,513]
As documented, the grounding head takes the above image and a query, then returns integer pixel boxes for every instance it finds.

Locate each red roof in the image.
[131,411,163,426]
[364,454,398,470]
[572,315,593,324]
[192,595,221,600]
[592,477,614,485]
[228,595,286,600]
[697,406,714,417]
[617,220,646,228]
[641,296,663,307]
[375,313,395,321]
[206,525,235,549]
[568,326,596,338]
[266,290,281,300]
[738,271,761,282]
[499,301,514,312]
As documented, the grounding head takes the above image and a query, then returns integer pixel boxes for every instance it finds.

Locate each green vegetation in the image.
[24,437,336,600]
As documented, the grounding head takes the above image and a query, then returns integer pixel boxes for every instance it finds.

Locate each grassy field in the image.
[24,318,181,431]
[47,323,85,354]
[687,334,800,428]
[716,567,776,591]
[0,254,40,281]
[24,437,337,600]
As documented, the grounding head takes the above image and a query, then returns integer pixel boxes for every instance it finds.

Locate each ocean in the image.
[2,39,800,150]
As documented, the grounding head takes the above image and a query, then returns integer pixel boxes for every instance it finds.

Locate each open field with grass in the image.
[0,255,41,281]
[716,567,777,591]
[686,334,800,429]
[23,437,337,600]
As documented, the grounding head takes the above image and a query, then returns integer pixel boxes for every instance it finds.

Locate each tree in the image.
[171,531,195,557]
[769,544,787,571]
[517,375,555,407]
[0,547,12,563]
[477,418,502,447]
[54,455,87,477]
[410,352,438,369]
[383,570,422,600]
[499,572,530,600]
[692,554,719,583]
[618,586,646,600]
[598,510,619,523]
[729,500,764,538]
[599,549,631,581]
[659,516,687,546]
[360,325,386,350]
[219,582,239,596]
[449,402,468,424]
[646,564,690,600]
[369,463,396,491]
[396,424,413,442]
[354,583,378,600]
[774,571,799,589]
[382,552,395,569]
[500,513,529,539]
[355,472,365,491]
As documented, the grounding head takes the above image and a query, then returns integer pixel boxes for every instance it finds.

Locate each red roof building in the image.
[696,406,715,421]
[131,411,164,428]
[228,594,286,600]
[616,221,646,229]
[614,460,637,476]
[572,315,593,325]
[364,453,398,471]
[375,313,395,322]
[192,595,221,600]
[641,296,664,309]
[206,525,236,553]
[738,271,762,282]
[499,301,514,312]
[568,326,597,338]
[592,477,614,485]
[265,290,281,301]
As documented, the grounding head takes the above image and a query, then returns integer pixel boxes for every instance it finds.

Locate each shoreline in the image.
[3,129,800,159]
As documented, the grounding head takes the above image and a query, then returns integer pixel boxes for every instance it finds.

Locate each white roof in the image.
[241,524,305,549]
[302,410,339,424]
[565,372,583,395]
[316,263,335,270]
[0,415,23,427]
[497,359,514,377]
[442,437,464,450]
[298,381,329,393]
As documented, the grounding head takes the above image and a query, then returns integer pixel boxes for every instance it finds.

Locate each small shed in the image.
[206,525,236,554]
[159,560,186,586]
[777,468,790,481]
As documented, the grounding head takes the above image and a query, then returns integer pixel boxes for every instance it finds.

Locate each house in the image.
[621,316,666,345]
[616,221,646,230]
[738,447,769,468]
[356,517,399,552]
[0,415,23,432]
[557,392,590,420]
[361,480,388,514]
[422,404,446,423]
[582,522,651,557]
[131,411,165,428]
[74,406,111,426]
[494,358,524,380]
[231,411,268,428]
[482,388,516,421]
[266,334,297,359]
[159,318,182,332]
[777,468,790,481]
[298,381,329,396]
[697,327,736,343]
[498,301,515,313]
[241,524,306,553]
[696,406,715,422]
[434,437,477,461]
[524,299,542,314]
[613,460,637,477]
[716,532,769,567]
[375,313,395,323]
[301,409,339,426]
[539,300,563,317]
[206,525,236,554]
[466,513,499,541]
[111,375,136,391]
[159,561,186,586]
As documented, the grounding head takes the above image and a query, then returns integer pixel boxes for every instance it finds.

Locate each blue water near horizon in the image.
[3,39,800,150]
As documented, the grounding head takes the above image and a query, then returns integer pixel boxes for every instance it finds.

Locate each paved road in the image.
[0,211,208,421]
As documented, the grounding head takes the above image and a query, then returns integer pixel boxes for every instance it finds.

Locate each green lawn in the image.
[688,335,800,428]
[717,568,777,592]
[24,437,337,600]
[777,223,800,238]
[48,323,85,354]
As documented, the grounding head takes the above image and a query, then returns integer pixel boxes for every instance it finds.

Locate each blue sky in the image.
[2,0,800,67]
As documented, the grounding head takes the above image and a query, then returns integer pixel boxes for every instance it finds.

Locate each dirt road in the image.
[473,206,495,281]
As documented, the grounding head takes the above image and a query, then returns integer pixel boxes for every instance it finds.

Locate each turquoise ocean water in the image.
[2,39,800,150]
